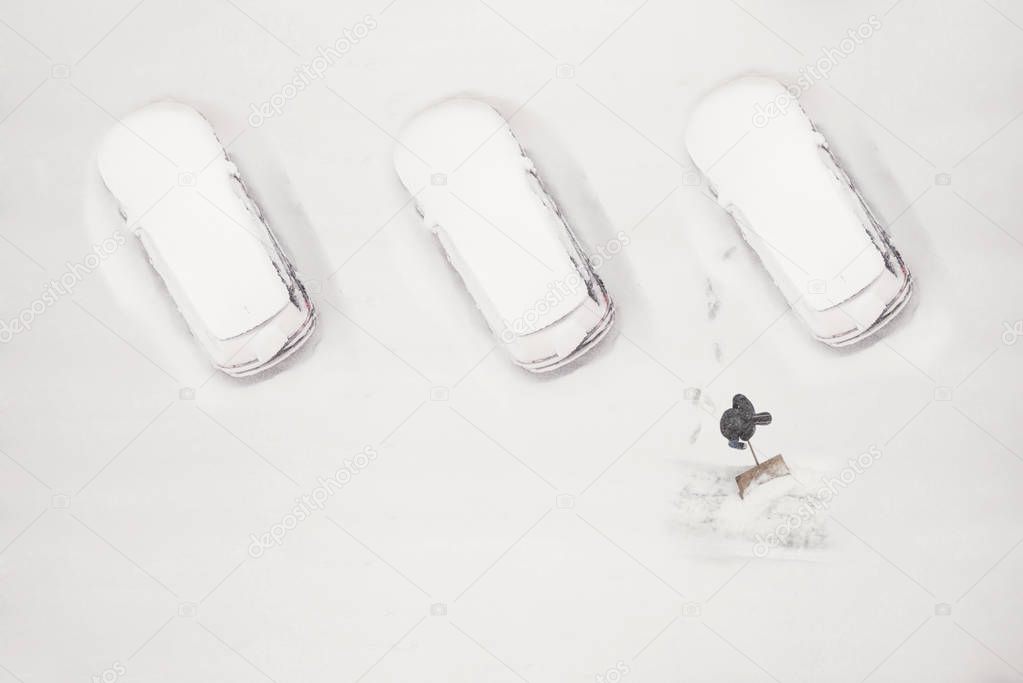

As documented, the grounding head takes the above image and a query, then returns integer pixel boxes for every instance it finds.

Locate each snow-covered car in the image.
[97,102,316,377]
[686,76,913,347]
[393,99,614,372]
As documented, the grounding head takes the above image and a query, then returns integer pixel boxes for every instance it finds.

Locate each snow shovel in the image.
[735,451,791,499]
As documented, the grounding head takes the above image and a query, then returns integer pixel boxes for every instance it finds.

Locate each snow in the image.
[674,462,828,555]
[2,2,1023,681]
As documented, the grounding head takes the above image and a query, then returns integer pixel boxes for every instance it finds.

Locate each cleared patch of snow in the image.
[674,462,829,556]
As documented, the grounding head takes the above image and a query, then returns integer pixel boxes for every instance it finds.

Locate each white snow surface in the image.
[3,3,1023,682]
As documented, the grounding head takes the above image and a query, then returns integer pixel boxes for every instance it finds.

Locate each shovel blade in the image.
[735,454,790,499]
